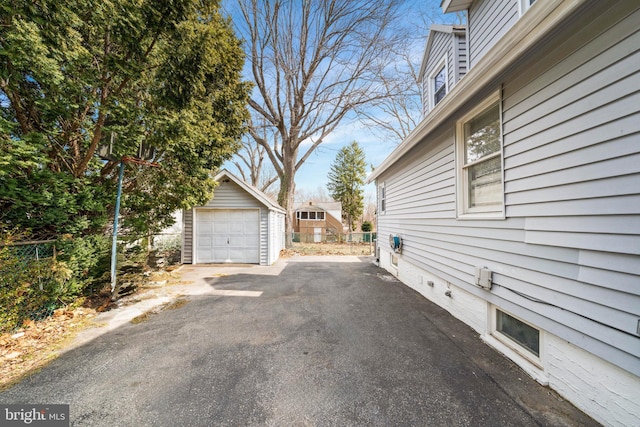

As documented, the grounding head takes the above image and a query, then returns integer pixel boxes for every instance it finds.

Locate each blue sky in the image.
[291,117,393,199]
[223,0,454,200]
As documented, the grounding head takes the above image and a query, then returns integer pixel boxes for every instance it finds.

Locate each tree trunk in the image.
[235,0,403,248]
[277,157,296,248]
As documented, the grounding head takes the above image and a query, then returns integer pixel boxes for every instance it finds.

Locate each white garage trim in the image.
[193,208,261,264]
[182,169,285,265]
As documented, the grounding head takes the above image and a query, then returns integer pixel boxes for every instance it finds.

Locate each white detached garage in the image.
[182,170,285,265]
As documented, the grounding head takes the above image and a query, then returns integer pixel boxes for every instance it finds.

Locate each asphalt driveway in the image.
[1,256,598,426]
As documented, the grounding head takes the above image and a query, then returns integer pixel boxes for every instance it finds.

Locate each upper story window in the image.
[519,0,536,15]
[430,55,448,110]
[379,183,386,214]
[455,91,504,218]
[433,66,447,106]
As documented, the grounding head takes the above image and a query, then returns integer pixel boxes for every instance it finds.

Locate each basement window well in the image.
[495,309,540,358]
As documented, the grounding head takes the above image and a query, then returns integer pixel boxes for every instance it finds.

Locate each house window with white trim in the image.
[430,56,447,109]
[379,183,386,214]
[456,92,504,217]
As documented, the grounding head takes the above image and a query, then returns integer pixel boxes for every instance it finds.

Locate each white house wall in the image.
[425,31,451,86]
[423,29,467,115]
[376,1,640,425]
[468,0,518,69]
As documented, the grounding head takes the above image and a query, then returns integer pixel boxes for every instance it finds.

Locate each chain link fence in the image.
[0,240,62,331]
[6,239,56,262]
[289,232,377,255]
[1,233,182,332]
[292,232,376,244]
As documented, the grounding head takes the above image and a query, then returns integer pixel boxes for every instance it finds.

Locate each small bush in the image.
[55,234,111,297]
[0,234,110,332]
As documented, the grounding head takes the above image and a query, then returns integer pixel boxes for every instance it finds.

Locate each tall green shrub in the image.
[0,234,110,332]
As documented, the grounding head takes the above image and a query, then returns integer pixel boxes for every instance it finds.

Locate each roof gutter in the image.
[367,0,586,184]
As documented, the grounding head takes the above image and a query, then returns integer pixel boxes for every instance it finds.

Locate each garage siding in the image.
[182,209,194,264]
[268,211,285,265]
[183,178,270,265]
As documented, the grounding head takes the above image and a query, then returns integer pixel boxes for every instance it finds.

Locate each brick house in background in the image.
[293,201,345,242]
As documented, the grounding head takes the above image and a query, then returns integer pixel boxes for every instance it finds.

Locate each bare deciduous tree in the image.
[233,136,278,192]
[294,186,331,205]
[233,0,402,246]
[355,3,466,144]
[355,46,423,144]
[361,194,378,229]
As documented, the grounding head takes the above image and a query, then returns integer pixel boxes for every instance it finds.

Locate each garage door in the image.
[195,209,260,264]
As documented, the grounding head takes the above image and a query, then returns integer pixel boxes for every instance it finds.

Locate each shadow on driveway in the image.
[0,257,598,426]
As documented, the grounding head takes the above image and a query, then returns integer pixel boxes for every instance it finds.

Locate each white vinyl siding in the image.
[468,0,518,69]
[376,1,640,378]
[182,208,193,264]
[267,210,285,265]
[421,28,467,116]
[422,32,450,114]
[421,78,430,116]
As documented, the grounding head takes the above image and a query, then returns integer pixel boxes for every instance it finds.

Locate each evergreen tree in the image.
[327,141,367,231]
[0,0,250,238]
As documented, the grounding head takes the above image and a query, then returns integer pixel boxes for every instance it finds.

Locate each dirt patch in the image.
[281,242,374,257]
[0,267,185,391]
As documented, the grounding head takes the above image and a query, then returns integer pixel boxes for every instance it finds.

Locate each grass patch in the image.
[281,242,375,257]
[129,297,189,325]
[164,298,189,310]
[130,312,152,324]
